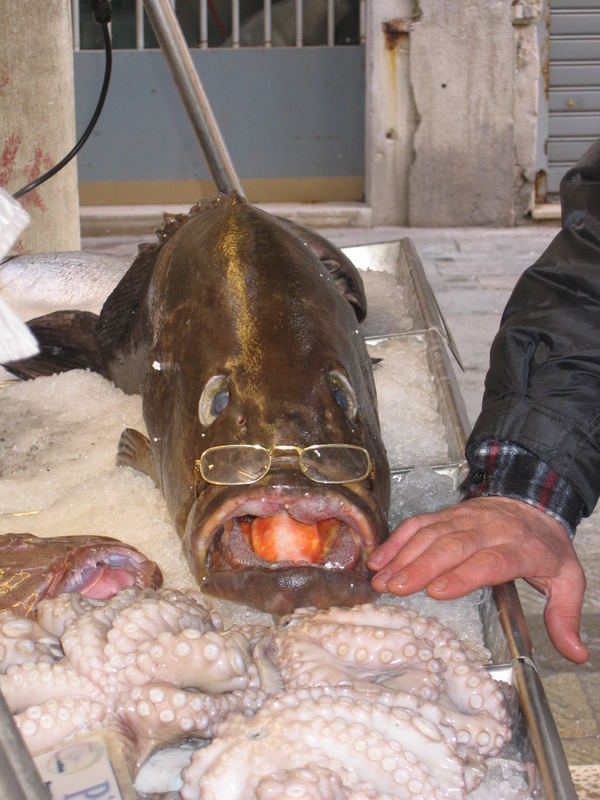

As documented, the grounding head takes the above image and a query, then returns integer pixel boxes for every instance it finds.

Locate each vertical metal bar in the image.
[513,659,579,800]
[231,0,240,47]
[359,0,366,45]
[200,0,208,48]
[136,0,145,49]
[72,0,80,50]
[142,0,245,196]
[0,690,51,800]
[295,0,303,46]
[327,0,334,46]
[264,0,271,47]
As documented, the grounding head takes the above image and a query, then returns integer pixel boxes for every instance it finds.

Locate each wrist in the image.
[462,440,584,538]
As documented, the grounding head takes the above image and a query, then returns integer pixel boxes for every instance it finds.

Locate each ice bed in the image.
[0,238,577,799]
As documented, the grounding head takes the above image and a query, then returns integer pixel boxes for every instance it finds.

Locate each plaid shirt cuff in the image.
[461,440,584,538]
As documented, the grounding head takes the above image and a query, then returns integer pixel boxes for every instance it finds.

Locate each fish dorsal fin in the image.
[96,195,246,354]
[156,193,245,245]
[275,216,368,322]
[95,242,160,353]
[116,427,158,485]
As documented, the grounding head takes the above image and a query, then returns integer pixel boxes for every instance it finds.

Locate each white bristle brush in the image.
[0,187,39,363]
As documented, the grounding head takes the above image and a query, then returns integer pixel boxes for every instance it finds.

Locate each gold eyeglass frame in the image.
[194,443,375,489]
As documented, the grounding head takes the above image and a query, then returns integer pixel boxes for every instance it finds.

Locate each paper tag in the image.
[0,187,30,259]
[33,732,136,800]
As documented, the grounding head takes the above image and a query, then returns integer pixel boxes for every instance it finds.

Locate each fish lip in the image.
[201,565,378,616]
[183,477,386,580]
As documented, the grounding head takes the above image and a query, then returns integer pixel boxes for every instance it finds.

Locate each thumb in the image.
[543,581,588,664]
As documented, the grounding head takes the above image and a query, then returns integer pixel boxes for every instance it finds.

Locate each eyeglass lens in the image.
[200,444,370,485]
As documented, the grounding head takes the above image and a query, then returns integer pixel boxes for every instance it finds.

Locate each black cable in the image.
[12,18,112,201]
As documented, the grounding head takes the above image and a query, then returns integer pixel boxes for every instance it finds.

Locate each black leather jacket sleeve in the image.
[466,139,600,517]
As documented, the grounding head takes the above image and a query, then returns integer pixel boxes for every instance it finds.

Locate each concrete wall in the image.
[0,0,80,253]
[366,0,541,226]
[364,0,417,226]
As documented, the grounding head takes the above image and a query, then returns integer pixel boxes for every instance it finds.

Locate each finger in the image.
[379,527,483,595]
[425,545,535,599]
[367,512,441,570]
[543,575,588,664]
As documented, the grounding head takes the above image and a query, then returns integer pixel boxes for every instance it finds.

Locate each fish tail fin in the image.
[2,309,108,380]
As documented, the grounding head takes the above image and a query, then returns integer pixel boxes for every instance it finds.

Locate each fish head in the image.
[0,533,163,617]
[140,196,390,615]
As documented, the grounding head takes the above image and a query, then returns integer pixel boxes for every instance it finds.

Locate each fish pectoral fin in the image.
[3,310,107,380]
[116,428,159,484]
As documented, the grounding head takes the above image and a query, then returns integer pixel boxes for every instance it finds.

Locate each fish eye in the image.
[328,370,358,421]
[198,375,230,426]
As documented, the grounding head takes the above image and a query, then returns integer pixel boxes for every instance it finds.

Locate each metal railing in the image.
[72,0,365,50]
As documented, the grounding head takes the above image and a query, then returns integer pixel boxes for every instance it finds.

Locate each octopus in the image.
[0,590,512,799]
[0,588,265,769]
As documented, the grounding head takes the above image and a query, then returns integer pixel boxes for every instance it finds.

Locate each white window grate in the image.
[73,0,362,51]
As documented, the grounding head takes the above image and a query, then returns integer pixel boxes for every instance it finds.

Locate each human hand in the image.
[368,496,588,663]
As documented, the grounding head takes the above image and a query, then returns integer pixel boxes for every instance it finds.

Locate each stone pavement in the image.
[83,218,600,790]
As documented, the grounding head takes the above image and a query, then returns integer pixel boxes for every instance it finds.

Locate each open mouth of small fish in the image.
[58,551,161,599]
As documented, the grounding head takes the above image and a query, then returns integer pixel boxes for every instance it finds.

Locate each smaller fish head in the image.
[0,534,162,617]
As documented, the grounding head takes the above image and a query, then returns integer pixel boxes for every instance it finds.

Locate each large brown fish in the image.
[0,532,162,617]
[6,194,390,615]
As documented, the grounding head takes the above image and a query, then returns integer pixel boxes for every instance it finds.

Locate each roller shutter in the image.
[547,1,600,196]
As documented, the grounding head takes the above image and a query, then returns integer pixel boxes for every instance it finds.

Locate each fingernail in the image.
[389,572,408,590]
[372,569,391,588]
[368,553,383,568]
[429,577,448,593]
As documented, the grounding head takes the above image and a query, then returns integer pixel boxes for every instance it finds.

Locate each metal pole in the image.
[136,0,145,49]
[0,689,51,800]
[142,0,245,197]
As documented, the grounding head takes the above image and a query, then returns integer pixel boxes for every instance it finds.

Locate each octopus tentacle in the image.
[105,589,220,664]
[181,693,447,800]
[119,629,258,693]
[277,607,445,700]
[254,766,374,799]
[379,669,445,701]
[60,610,114,683]
[402,614,508,726]
[259,688,468,797]
[419,696,509,757]
[1,661,101,713]
[35,593,108,638]
[280,604,508,729]
[15,697,107,754]
[118,682,266,767]
[0,614,61,672]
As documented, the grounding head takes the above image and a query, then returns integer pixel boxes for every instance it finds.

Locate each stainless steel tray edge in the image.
[386,238,577,800]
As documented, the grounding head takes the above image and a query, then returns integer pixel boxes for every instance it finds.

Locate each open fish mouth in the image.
[57,548,163,599]
[186,484,384,615]
[211,510,363,571]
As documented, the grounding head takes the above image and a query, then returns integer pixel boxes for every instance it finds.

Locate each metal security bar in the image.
[73,0,363,50]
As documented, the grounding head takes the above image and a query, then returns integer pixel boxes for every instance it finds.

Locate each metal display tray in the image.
[345,238,576,800]
[0,240,576,799]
